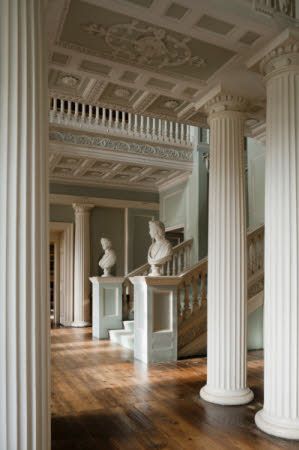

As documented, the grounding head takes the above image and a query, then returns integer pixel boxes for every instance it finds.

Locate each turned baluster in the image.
[172,254,176,276]
[192,273,200,310]
[175,122,179,143]
[140,115,144,135]
[121,111,125,130]
[81,103,86,121]
[201,269,207,305]
[183,281,191,319]
[60,99,65,115]
[146,116,150,137]
[186,125,191,144]
[52,97,57,115]
[179,250,184,273]
[87,104,92,123]
[134,114,138,134]
[74,102,79,120]
[180,123,184,144]
[108,109,113,128]
[177,285,183,321]
[128,283,134,319]
[128,113,132,133]
[95,106,99,124]
[158,119,162,139]
[183,247,188,270]
[166,260,171,276]
[115,110,119,128]
[102,107,106,126]
[163,120,168,141]
[152,118,156,138]
[67,100,72,118]
[169,121,173,142]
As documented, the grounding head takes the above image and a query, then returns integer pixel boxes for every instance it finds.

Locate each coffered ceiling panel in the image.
[145,95,187,117]
[98,82,141,107]
[58,0,236,82]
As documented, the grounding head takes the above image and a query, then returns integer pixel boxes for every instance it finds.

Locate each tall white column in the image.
[73,204,94,326]
[253,39,299,440]
[200,95,253,405]
[0,1,50,449]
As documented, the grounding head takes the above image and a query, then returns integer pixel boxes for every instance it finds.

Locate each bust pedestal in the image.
[129,276,180,364]
[90,277,124,339]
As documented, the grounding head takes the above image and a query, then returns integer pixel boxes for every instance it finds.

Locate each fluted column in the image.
[200,95,253,405]
[73,204,94,326]
[0,1,49,449]
[254,39,299,439]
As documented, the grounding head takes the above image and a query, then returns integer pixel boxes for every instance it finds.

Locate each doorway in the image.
[49,222,74,326]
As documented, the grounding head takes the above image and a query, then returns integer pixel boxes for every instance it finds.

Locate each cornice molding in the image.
[50,193,159,211]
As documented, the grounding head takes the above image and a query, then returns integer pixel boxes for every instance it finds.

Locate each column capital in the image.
[261,42,299,78]
[205,93,249,119]
[247,28,299,79]
[73,203,94,214]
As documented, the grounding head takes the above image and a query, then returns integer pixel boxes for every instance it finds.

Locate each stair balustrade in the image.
[178,225,265,356]
[49,96,193,148]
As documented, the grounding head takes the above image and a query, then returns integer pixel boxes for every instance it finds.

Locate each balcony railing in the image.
[252,0,296,17]
[49,97,193,148]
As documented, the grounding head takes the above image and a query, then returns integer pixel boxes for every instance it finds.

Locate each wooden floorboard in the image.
[51,327,297,450]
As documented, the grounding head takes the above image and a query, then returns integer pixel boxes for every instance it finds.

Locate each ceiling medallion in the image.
[164,100,180,109]
[60,75,80,87]
[114,88,131,98]
[81,21,207,69]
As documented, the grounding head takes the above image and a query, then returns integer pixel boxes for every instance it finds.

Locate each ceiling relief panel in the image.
[58,0,236,82]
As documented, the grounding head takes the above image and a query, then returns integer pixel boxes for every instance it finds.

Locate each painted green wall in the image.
[159,129,209,264]
[128,208,159,272]
[90,207,124,276]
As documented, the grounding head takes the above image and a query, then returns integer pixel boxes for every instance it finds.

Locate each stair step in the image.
[123,320,134,332]
[109,329,132,345]
[120,333,134,350]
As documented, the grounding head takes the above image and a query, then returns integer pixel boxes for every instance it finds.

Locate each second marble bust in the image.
[147,219,173,276]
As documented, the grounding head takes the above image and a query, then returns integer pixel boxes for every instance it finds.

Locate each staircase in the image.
[107,225,264,358]
[109,320,134,350]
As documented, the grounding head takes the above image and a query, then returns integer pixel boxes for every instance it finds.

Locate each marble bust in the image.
[147,220,173,276]
[98,238,116,277]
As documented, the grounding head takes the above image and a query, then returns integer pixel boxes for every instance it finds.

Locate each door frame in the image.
[49,222,74,326]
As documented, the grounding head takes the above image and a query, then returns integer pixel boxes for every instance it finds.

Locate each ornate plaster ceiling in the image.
[47,0,296,125]
[46,0,297,191]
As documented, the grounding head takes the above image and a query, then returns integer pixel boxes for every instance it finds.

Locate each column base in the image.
[200,385,254,405]
[255,410,299,440]
[71,321,91,328]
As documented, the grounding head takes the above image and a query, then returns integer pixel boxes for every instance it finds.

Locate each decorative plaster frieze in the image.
[80,20,207,70]
[49,130,193,162]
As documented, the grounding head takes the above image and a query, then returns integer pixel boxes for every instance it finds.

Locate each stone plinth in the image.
[129,276,180,364]
[90,277,124,339]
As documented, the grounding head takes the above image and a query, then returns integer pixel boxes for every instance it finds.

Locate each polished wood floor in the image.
[51,327,297,450]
